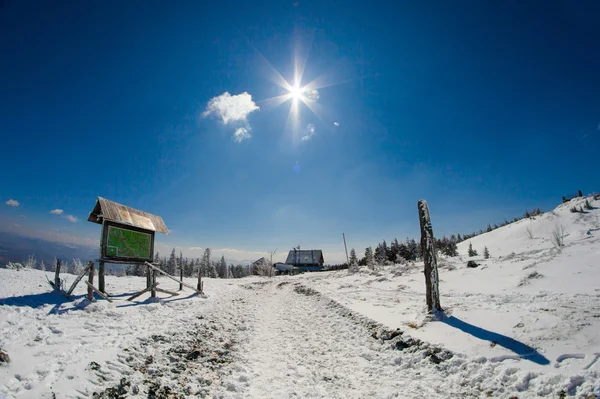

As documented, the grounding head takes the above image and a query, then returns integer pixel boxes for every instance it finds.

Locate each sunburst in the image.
[252,32,347,140]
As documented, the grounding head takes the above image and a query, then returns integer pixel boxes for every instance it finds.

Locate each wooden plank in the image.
[66,264,92,297]
[155,287,179,296]
[84,281,113,302]
[144,262,203,294]
[127,287,151,301]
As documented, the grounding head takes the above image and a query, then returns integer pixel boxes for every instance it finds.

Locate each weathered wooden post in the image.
[417,200,442,313]
[146,264,152,288]
[54,259,62,290]
[99,260,105,294]
[150,269,156,298]
[197,272,202,293]
[180,267,183,291]
[87,261,95,301]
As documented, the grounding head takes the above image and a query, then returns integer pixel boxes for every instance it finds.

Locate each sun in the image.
[290,85,303,100]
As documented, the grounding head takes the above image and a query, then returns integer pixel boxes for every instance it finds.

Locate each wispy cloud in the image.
[65,215,78,223]
[301,123,316,141]
[202,92,259,125]
[50,209,64,215]
[233,127,252,143]
[334,121,340,127]
[5,199,19,207]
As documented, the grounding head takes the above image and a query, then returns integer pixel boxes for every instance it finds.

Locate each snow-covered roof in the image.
[87,197,170,234]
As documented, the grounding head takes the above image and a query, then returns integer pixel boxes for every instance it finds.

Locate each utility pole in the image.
[342,233,349,265]
[268,249,277,277]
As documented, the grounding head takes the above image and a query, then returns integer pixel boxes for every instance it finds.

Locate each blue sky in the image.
[1,1,599,263]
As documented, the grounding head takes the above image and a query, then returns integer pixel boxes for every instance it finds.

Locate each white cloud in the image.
[5,199,19,207]
[301,123,316,141]
[65,215,78,223]
[202,92,259,125]
[50,209,64,215]
[233,127,252,143]
[334,121,340,127]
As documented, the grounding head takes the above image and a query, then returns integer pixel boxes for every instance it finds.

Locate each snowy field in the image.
[1,196,600,398]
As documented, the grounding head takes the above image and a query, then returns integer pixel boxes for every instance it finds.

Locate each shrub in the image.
[551,225,566,248]
[526,227,534,239]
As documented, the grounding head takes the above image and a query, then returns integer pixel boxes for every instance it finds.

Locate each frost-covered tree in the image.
[72,258,84,275]
[167,248,177,275]
[348,248,359,274]
[365,246,375,270]
[374,244,386,266]
[39,260,45,271]
[201,248,216,278]
[24,255,36,269]
[218,255,227,278]
[484,246,490,259]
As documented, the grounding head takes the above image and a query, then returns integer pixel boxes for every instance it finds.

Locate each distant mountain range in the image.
[0,232,98,267]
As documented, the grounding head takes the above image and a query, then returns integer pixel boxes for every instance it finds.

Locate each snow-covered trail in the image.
[215,281,467,399]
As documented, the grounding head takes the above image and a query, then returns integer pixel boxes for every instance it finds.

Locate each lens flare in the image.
[304,89,320,101]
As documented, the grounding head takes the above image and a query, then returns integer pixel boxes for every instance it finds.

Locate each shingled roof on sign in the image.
[87,197,170,235]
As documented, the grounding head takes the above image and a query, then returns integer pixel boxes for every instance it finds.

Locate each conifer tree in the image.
[365,246,375,270]
[167,248,177,275]
[468,242,478,257]
[202,248,214,277]
[348,248,359,273]
[484,246,490,259]
[218,255,227,278]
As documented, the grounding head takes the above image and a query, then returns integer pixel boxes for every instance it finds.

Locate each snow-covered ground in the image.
[1,196,599,398]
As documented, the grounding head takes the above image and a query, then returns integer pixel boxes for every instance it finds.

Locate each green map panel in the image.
[105,226,152,259]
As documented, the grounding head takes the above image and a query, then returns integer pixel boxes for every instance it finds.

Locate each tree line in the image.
[125,248,253,279]
[347,207,544,269]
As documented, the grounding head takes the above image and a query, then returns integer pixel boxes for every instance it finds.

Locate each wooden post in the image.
[180,267,183,291]
[201,281,204,294]
[417,200,442,313]
[143,262,203,295]
[87,261,95,301]
[197,272,202,292]
[99,260,105,294]
[146,265,151,288]
[54,259,62,290]
[150,269,156,298]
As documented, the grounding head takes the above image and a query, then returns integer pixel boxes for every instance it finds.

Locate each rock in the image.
[467,261,479,268]
[0,348,10,364]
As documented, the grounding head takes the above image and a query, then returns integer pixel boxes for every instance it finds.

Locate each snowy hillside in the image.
[1,196,599,398]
